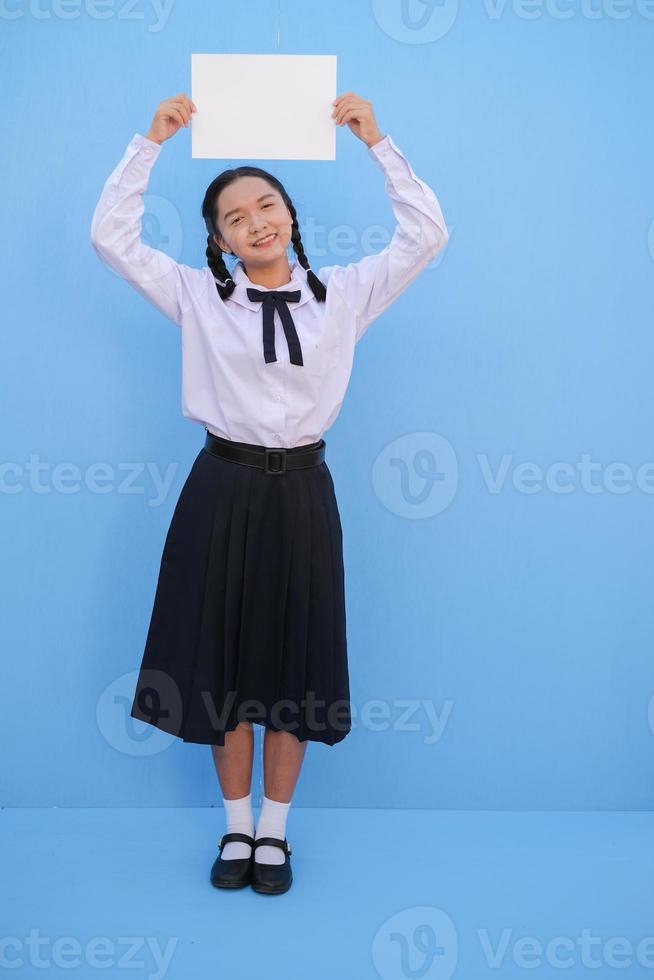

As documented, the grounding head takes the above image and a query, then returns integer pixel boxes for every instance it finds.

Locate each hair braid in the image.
[205,235,236,301]
[286,199,326,302]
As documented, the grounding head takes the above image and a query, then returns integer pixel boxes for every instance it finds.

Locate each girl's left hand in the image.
[331,92,384,148]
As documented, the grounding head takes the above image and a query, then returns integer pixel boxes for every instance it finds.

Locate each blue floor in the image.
[3,807,654,979]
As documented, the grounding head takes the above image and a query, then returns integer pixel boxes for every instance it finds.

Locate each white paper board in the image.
[191,53,337,160]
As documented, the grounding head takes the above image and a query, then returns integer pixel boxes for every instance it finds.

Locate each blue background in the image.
[2,0,654,809]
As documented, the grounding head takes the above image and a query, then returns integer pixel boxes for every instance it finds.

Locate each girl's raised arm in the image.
[90,94,200,327]
[319,93,449,342]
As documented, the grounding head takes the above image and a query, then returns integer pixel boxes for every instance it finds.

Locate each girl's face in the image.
[214,176,293,265]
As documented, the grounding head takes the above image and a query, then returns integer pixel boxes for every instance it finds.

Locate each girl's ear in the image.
[214,233,231,254]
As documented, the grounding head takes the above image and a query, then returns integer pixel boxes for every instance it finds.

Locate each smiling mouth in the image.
[252,233,277,247]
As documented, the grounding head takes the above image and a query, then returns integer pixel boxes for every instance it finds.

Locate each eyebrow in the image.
[223,193,277,222]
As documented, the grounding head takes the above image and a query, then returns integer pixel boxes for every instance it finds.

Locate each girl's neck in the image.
[242,255,293,289]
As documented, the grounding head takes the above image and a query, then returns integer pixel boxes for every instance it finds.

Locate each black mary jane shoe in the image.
[251,836,293,895]
[210,832,255,889]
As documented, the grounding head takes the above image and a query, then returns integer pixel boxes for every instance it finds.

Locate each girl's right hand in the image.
[145,93,197,145]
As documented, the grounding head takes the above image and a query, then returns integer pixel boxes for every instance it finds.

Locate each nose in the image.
[249,217,268,233]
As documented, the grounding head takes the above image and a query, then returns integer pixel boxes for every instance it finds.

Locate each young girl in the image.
[90,90,449,895]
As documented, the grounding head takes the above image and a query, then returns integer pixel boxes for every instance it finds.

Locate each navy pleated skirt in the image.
[129,434,351,747]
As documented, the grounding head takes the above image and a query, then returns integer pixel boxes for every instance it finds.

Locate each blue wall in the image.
[2,0,654,808]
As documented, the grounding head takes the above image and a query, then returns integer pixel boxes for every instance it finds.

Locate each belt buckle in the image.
[264,447,287,475]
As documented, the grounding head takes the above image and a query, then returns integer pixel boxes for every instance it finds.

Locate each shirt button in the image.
[274,394,282,402]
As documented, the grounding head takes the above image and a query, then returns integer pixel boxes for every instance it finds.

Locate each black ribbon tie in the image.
[246,288,303,366]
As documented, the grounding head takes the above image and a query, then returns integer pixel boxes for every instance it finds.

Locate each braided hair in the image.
[201,166,326,303]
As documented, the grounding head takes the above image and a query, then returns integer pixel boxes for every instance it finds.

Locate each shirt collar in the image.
[225,258,314,312]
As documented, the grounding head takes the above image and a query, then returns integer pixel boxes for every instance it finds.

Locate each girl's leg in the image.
[254,729,308,864]
[210,721,255,859]
[262,728,308,802]
[210,720,254,797]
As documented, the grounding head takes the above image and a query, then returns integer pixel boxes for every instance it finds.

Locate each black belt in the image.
[203,428,325,475]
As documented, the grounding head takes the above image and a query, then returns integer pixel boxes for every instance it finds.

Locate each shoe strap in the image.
[219,832,255,852]
[253,836,292,856]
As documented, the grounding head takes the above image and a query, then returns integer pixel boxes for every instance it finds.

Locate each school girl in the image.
[90,90,449,895]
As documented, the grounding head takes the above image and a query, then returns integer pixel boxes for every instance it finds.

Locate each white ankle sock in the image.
[220,792,254,860]
[254,795,291,865]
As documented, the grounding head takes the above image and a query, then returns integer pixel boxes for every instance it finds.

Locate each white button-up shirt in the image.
[90,131,449,448]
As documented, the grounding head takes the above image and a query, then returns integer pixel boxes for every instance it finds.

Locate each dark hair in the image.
[201,166,326,303]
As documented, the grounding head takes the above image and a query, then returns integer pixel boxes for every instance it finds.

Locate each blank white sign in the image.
[191,53,337,160]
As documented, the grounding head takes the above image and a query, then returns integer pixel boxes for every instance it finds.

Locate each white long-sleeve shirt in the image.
[90,132,449,448]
